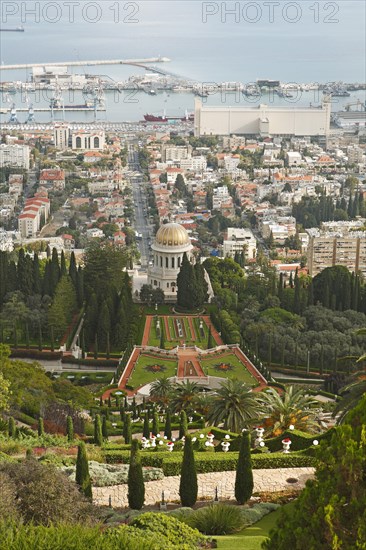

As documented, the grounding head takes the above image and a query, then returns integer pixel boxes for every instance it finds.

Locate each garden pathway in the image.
[202,316,224,346]
[232,348,267,391]
[92,466,315,508]
[141,316,153,346]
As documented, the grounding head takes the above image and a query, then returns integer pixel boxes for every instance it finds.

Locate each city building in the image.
[53,124,71,149]
[0,144,30,169]
[39,169,65,190]
[194,98,331,137]
[307,228,366,277]
[223,228,257,260]
[71,130,105,151]
[147,222,193,301]
[162,145,191,162]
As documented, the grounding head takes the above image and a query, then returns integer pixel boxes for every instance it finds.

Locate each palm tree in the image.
[256,386,319,436]
[149,377,173,403]
[334,329,366,424]
[333,374,366,424]
[207,379,259,433]
[193,391,213,419]
[170,380,200,413]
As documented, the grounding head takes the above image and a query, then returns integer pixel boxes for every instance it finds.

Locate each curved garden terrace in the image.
[114,344,267,397]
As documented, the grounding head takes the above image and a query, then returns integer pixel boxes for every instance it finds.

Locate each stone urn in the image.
[167,442,174,452]
[282,438,292,453]
[255,427,265,447]
[221,441,230,453]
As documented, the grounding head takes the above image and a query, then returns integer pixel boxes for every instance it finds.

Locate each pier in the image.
[0,57,170,71]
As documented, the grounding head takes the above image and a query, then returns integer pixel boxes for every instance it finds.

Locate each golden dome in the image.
[155,223,190,247]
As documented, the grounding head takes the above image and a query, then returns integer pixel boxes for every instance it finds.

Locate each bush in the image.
[235,432,253,504]
[128,439,145,510]
[179,436,197,507]
[0,460,95,525]
[240,502,280,527]
[63,461,163,487]
[185,503,244,535]
[130,512,206,548]
[265,428,334,452]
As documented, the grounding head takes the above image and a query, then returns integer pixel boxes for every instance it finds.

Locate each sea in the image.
[0,0,365,123]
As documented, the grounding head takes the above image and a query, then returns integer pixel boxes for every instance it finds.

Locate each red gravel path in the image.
[202,316,224,346]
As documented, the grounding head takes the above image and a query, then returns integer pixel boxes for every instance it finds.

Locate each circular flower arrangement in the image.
[144,364,167,373]
[214,362,234,372]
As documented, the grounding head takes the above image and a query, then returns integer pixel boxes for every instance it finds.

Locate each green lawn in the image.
[200,353,258,386]
[147,316,210,349]
[216,502,294,549]
[129,353,178,387]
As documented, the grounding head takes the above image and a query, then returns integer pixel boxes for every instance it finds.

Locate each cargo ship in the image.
[143,111,194,122]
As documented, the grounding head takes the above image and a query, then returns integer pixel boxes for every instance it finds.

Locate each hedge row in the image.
[61,357,119,367]
[264,428,335,452]
[103,449,316,475]
[10,349,62,360]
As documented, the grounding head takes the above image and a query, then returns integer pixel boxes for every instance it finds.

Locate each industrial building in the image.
[194,99,331,137]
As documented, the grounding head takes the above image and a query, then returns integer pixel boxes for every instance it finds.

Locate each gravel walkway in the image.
[93,467,315,508]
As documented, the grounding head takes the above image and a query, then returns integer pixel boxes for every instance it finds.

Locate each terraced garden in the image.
[128,352,178,388]
[200,352,259,387]
[147,315,211,349]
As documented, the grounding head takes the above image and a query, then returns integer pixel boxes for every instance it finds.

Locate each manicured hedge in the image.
[10,349,62,360]
[61,357,119,367]
[104,449,316,475]
[265,428,335,452]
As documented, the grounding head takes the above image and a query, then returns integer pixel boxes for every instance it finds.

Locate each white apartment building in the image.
[0,144,30,169]
[162,145,191,162]
[88,181,116,195]
[179,156,207,171]
[54,124,70,149]
[212,186,230,209]
[223,228,257,260]
[307,228,366,277]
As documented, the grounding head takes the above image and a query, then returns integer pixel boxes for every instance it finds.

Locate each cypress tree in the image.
[38,323,43,351]
[123,413,132,444]
[75,441,92,499]
[69,251,78,286]
[50,325,54,352]
[164,409,172,440]
[179,410,188,439]
[235,431,253,504]
[94,414,103,446]
[94,334,98,359]
[13,323,18,348]
[120,405,126,423]
[102,415,108,439]
[50,248,60,295]
[127,439,145,510]
[38,417,45,437]
[33,253,42,294]
[60,250,67,277]
[42,260,52,296]
[106,331,110,359]
[77,266,84,307]
[97,300,110,351]
[179,435,197,507]
[143,413,150,439]
[152,411,160,436]
[66,415,74,442]
[8,417,16,438]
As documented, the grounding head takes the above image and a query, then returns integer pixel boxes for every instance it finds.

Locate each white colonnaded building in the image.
[147,222,193,302]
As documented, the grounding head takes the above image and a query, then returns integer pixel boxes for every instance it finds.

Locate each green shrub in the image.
[104,448,316,474]
[265,428,334,452]
[130,512,206,548]
[63,461,163,487]
[75,441,92,499]
[179,436,197,507]
[240,503,280,527]
[185,503,244,535]
[128,439,145,510]
[235,432,253,505]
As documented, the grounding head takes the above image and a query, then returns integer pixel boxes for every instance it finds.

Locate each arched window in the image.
[75,136,82,149]
[171,257,175,269]
[154,280,157,286]
[94,136,100,149]
[160,256,163,267]
[178,256,181,267]
[167,282,169,288]
[165,257,169,268]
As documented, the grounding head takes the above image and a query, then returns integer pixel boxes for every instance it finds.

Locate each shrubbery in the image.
[184,503,244,535]
[129,512,206,548]
[63,461,163,486]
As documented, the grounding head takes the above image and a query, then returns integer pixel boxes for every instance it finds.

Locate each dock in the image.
[0,57,170,71]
